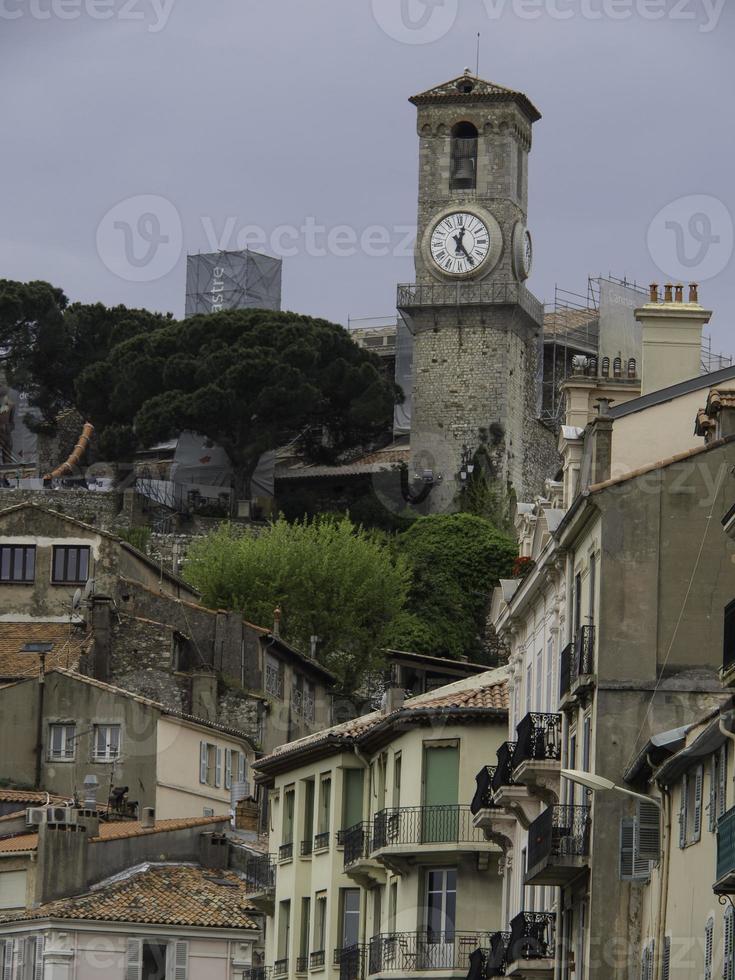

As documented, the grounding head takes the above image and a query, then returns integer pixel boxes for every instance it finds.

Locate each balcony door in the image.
[423,868,457,967]
[422,744,459,842]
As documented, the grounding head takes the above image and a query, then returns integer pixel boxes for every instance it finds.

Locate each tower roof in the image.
[410,71,541,123]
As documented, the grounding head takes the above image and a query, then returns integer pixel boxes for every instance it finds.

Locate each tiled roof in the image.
[409,74,542,122]
[0,864,259,930]
[0,623,92,678]
[0,815,227,854]
[0,789,69,805]
[255,668,509,773]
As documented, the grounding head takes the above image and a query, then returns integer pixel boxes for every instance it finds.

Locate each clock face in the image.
[430,212,491,277]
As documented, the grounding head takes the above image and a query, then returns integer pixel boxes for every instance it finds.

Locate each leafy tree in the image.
[0,279,171,426]
[386,513,517,662]
[184,516,411,691]
[75,309,399,497]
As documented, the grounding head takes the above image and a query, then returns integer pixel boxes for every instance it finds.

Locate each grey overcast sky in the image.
[1,0,734,351]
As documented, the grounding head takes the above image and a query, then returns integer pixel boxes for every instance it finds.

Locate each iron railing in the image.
[314,831,330,851]
[304,693,315,723]
[310,951,326,969]
[512,713,562,770]
[334,945,367,980]
[296,957,308,973]
[344,822,372,867]
[486,932,510,976]
[471,766,498,814]
[367,932,494,974]
[491,743,518,794]
[265,663,284,699]
[575,625,596,678]
[717,806,735,884]
[244,853,275,893]
[273,960,288,978]
[301,839,313,857]
[372,806,486,849]
[279,842,293,861]
[240,969,272,980]
[397,281,544,325]
[292,688,304,715]
[507,913,555,962]
[527,805,591,872]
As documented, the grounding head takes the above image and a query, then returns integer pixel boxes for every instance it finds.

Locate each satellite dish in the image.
[71,588,82,610]
[82,578,96,600]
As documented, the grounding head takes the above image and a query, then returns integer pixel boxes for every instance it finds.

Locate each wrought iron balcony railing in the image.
[279,842,293,861]
[471,766,498,815]
[367,931,494,975]
[560,627,596,699]
[527,805,591,874]
[240,969,272,980]
[343,822,373,868]
[310,951,326,969]
[314,831,330,851]
[512,713,562,770]
[273,960,288,978]
[717,805,735,890]
[507,913,555,962]
[334,945,367,980]
[396,281,544,325]
[372,806,486,850]
[486,932,510,977]
[296,956,309,973]
[244,853,276,893]
[491,742,518,794]
[301,839,313,857]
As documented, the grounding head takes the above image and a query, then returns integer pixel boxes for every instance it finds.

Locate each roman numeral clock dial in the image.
[428,211,496,278]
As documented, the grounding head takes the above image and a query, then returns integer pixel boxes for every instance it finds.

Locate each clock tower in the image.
[400,70,557,513]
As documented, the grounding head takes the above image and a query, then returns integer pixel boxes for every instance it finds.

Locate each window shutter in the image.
[679,773,688,848]
[694,765,704,842]
[662,936,670,980]
[649,940,655,980]
[620,817,635,879]
[238,752,246,784]
[225,749,232,790]
[125,939,142,980]
[13,938,24,980]
[215,748,222,788]
[636,801,661,863]
[724,907,734,980]
[33,937,43,980]
[711,756,719,833]
[721,745,729,820]
[1,942,12,980]
[174,941,189,980]
[199,742,208,784]
[704,916,714,980]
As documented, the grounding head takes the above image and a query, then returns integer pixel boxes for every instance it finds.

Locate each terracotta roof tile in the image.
[0,815,226,854]
[0,864,260,930]
[0,623,92,679]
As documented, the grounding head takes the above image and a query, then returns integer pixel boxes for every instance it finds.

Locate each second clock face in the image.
[430,212,491,277]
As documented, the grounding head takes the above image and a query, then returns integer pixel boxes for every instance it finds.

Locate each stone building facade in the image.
[401,72,558,513]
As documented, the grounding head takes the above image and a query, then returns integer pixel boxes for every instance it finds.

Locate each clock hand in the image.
[452,227,466,254]
[458,241,475,266]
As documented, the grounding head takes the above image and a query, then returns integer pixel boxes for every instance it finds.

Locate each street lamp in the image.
[561,769,662,809]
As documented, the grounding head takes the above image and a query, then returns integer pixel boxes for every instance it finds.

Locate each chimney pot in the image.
[141,806,155,829]
[664,284,674,302]
[675,284,684,303]
[649,283,659,303]
[82,774,100,811]
[689,283,699,304]
[273,606,281,638]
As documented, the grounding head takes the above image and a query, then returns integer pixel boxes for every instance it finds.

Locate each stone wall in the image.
[0,488,123,528]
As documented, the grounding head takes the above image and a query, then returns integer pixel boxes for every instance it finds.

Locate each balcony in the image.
[504,913,555,978]
[560,627,596,706]
[512,714,562,803]
[471,767,517,857]
[367,931,493,977]
[243,853,276,914]
[343,822,385,886]
[371,806,494,874]
[491,743,536,829]
[274,960,288,979]
[334,945,367,980]
[397,281,544,326]
[715,805,735,893]
[314,831,330,852]
[279,842,294,862]
[486,933,510,977]
[301,839,313,857]
[296,957,309,974]
[525,805,591,886]
[240,970,272,980]
[310,951,326,970]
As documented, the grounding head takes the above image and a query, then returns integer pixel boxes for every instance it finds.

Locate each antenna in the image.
[476,33,481,77]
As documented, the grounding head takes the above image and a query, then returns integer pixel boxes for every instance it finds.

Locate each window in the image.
[51,545,90,585]
[450,122,478,190]
[293,674,304,716]
[314,893,327,954]
[0,545,35,583]
[535,648,543,711]
[389,881,397,932]
[278,900,292,961]
[340,888,361,948]
[566,730,577,807]
[516,142,524,200]
[265,654,284,699]
[93,724,121,762]
[679,766,704,847]
[574,573,582,636]
[372,887,382,939]
[545,637,554,711]
[48,723,75,761]
[300,897,311,963]
[525,662,532,713]
[283,787,295,846]
[582,715,591,773]
[588,553,596,623]
[710,746,728,832]
[393,753,402,809]
[704,917,713,980]
[125,939,188,980]
[724,600,735,672]
[343,769,364,831]
[318,776,331,835]
[425,868,456,942]
[198,742,223,788]
[302,779,315,854]
[725,906,734,980]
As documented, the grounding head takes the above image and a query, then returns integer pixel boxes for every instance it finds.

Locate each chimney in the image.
[200,832,230,870]
[191,670,218,723]
[273,606,282,638]
[635,284,712,395]
[141,806,155,829]
[83,774,99,811]
[584,399,615,487]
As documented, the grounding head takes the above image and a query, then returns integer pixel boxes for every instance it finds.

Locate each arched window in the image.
[450,122,478,190]
[628,358,637,379]
[601,357,610,378]
[613,357,622,379]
